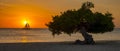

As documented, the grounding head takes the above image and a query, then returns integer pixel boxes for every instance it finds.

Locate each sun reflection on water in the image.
[21,36,28,43]
[20,30,29,43]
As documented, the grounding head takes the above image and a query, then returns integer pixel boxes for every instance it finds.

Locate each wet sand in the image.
[0,40,120,51]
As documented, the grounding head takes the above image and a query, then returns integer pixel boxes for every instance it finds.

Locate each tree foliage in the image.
[46,2,114,36]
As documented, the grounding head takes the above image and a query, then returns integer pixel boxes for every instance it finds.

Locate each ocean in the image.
[0,28,120,43]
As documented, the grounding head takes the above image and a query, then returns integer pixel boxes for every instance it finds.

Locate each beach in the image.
[0,40,120,51]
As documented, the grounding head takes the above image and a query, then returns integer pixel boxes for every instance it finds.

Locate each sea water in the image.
[0,28,120,43]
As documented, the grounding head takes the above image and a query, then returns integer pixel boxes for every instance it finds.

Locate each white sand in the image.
[0,41,120,51]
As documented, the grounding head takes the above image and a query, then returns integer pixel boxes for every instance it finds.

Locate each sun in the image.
[23,19,30,25]
[24,20,28,25]
[22,19,31,28]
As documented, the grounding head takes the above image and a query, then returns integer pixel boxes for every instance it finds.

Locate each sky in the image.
[0,0,120,28]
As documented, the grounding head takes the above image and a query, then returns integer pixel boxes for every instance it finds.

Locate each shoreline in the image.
[0,40,120,44]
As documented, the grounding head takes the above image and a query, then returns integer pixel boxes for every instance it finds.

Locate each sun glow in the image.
[24,20,28,25]
[22,19,31,27]
[23,19,30,24]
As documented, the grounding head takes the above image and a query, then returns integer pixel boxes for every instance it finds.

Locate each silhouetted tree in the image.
[46,2,114,44]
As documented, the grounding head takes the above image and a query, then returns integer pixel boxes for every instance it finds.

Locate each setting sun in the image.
[24,20,28,25]
[21,18,31,28]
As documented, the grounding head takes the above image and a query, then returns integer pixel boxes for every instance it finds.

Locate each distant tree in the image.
[46,2,114,44]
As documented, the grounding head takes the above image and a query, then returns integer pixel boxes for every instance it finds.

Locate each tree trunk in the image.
[80,27,95,44]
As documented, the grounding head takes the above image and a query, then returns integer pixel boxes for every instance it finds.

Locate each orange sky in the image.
[0,0,120,28]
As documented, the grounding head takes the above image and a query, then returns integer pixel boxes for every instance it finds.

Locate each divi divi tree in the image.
[46,2,114,44]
